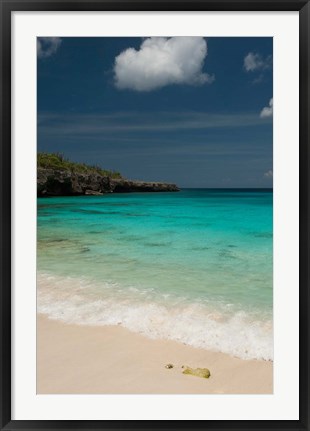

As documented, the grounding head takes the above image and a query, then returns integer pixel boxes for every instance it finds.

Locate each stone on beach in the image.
[182,366,211,379]
[165,363,174,369]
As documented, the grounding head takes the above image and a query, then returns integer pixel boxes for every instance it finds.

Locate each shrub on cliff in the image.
[37,152,122,179]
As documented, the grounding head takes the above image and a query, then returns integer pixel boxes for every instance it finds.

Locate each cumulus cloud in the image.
[244,52,272,72]
[37,37,62,58]
[114,37,214,91]
[264,170,273,178]
[260,98,273,118]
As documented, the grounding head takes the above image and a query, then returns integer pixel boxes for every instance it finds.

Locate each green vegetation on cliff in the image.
[37,152,122,179]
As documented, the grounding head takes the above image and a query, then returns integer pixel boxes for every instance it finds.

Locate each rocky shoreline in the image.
[37,168,179,196]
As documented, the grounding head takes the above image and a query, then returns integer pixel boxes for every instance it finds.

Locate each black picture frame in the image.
[1,0,309,429]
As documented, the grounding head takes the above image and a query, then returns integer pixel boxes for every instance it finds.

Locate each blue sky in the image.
[37,37,273,188]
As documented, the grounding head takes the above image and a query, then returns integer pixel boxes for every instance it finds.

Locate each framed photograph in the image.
[1,0,309,429]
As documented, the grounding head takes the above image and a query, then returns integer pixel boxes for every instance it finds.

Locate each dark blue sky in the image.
[37,37,273,188]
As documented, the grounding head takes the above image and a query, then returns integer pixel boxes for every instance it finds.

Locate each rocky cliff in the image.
[37,168,179,196]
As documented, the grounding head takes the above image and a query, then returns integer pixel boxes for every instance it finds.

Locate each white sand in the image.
[37,314,273,394]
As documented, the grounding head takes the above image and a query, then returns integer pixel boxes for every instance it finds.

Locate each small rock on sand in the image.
[182,366,211,379]
[165,363,174,369]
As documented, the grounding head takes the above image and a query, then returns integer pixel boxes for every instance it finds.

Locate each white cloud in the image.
[244,52,271,72]
[264,170,273,178]
[37,37,62,58]
[260,98,273,118]
[114,37,214,91]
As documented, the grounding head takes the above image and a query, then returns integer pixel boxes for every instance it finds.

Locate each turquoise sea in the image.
[37,189,273,360]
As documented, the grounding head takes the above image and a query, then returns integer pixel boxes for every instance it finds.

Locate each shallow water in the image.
[37,189,273,360]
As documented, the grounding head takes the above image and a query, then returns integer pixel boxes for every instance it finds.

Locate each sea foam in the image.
[37,272,273,361]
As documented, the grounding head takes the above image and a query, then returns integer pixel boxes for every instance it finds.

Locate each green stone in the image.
[182,367,211,379]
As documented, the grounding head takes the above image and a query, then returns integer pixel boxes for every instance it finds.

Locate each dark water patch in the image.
[191,246,210,251]
[38,212,55,217]
[106,202,133,207]
[155,214,185,219]
[82,202,130,208]
[144,241,172,247]
[38,204,53,209]
[38,203,77,210]
[38,239,98,254]
[44,219,62,224]
[227,244,237,248]
[119,234,145,242]
[191,222,213,228]
[39,238,75,245]
[101,211,125,215]
[89,230,106,235]
[87,222,123,231]
[40,217,84,222]
[254,232,273,239]
[70,208,123,216]
[100,255,139,265]
[102,252,120,257]
[124,212,148,217]
[218,249,238,259]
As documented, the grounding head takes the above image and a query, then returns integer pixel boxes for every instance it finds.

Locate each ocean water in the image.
[37,189,273,361]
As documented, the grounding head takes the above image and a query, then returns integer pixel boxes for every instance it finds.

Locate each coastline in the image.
[37,314,273,394]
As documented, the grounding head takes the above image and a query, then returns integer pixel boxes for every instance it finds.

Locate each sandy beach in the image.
[37,314,273,394]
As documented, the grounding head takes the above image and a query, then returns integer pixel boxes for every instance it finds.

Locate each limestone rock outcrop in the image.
[37,168,179,196]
